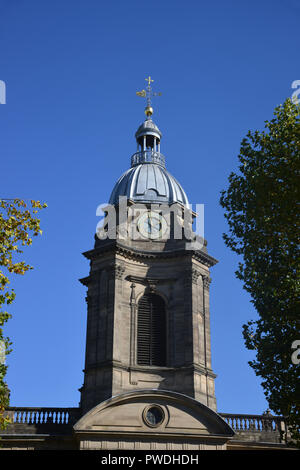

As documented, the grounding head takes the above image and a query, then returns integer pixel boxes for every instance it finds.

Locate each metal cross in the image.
[145,76,154,87]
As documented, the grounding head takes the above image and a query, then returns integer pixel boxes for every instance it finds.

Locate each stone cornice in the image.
[83,240,218,268]
[83,360,217,379]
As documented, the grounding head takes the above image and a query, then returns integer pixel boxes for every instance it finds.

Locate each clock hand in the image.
[148,214,152,232]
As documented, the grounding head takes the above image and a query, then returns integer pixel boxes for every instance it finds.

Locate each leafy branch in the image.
[0,198,47,429]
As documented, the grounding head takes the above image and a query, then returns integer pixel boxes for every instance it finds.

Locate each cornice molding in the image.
[83,240,218,268]
[83,360,217,379]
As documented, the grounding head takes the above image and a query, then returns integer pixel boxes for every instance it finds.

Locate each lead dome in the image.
[109,117,189,206]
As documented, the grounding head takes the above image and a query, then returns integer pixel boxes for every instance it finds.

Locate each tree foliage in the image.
[220,98,300,444]
[0,198,46,429]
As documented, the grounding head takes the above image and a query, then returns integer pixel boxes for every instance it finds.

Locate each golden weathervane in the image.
[136,76,162,117]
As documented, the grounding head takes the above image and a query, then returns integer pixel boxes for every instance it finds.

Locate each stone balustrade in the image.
[7,407,79,425]
[219,413,288,443]
[1,407,81,436]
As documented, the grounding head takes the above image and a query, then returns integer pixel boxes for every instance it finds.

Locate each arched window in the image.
[137,293,167,366]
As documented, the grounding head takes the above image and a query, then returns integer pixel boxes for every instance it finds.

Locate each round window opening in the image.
[144,405,165,427]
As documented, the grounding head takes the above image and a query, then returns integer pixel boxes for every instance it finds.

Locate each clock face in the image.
[137,211,168,240]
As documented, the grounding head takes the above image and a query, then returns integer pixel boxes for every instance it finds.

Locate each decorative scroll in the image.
[109,264,125,280]
[202,275,211,290]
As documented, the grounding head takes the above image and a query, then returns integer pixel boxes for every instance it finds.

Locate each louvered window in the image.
[137,293,167,366]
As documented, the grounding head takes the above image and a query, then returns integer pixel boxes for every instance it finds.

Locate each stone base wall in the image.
[79,438,227,450]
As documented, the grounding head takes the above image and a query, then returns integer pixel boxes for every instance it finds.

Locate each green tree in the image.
[0,198,47,429]
[220,98,300,445]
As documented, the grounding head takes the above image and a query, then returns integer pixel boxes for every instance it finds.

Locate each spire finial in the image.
[136,76,162,118]
[145,75,154,87]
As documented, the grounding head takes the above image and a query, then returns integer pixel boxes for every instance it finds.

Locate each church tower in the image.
[2,79,287,451]
[79,78,218,416]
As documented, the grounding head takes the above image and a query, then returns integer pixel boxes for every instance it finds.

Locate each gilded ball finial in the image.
[145,106,153,117]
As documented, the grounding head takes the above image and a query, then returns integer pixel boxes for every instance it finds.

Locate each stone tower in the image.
[1,79,288,451]
[79,79,218,415]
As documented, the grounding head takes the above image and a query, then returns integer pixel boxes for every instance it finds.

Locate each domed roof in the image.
[135,119,162,140]
[109,163,189,206]
[109,107,189,207]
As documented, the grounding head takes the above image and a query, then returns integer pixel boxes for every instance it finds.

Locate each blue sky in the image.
[0,0,299,414]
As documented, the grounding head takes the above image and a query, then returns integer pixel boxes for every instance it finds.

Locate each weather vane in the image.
[136,76,162,117]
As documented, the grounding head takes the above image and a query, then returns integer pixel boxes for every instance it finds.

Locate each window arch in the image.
[137,293,167,366]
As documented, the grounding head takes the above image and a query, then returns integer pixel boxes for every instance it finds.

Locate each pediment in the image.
[74,390,234,439]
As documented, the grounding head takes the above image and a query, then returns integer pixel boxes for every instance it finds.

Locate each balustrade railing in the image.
[220,413,287,435]
[5,407,80,426]
[131,150,165,167]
